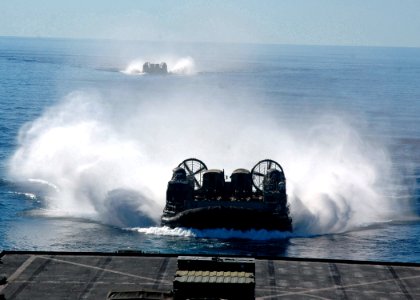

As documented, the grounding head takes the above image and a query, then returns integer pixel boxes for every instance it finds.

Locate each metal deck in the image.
[1,251,419,299]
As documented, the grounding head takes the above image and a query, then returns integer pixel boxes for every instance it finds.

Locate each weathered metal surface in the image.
[1,251,420,299]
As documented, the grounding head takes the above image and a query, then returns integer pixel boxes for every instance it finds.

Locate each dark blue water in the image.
[1,37,419,262]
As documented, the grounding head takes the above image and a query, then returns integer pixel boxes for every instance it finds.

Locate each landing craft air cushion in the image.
[162,158,292,231]
[142,62,168,74]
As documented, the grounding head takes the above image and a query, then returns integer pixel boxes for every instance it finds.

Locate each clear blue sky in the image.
[1,0,419,47]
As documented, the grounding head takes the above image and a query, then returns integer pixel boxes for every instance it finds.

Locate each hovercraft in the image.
[142,62,168,74]
[161,158,292,231]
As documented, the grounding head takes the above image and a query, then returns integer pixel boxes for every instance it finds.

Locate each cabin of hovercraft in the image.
[168,158,287,202]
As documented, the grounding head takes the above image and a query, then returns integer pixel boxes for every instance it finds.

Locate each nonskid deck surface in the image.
[1,251,420,299]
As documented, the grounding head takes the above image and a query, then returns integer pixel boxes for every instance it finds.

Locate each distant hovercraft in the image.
[161,158,292,231]
[142,62,168,74]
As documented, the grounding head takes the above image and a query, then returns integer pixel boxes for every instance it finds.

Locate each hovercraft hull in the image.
[162,206,292,231]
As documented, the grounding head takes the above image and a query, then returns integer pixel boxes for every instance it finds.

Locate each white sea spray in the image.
[8,79,413,235]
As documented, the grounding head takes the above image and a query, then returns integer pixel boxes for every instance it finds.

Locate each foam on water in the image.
[121,60,145,75]
[134,226,295,240]
[27,178,60,192]
[7,83,414,235]
[8,191,37,200]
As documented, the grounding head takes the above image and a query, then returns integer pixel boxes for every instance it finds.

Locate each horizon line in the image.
[1,34,420,50]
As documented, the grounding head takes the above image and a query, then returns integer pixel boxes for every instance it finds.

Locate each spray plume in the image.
[8,84,413,235]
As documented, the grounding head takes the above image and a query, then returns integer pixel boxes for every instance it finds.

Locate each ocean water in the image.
[0,37,419,262]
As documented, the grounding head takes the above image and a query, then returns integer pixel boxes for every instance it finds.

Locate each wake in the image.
[134,226,295,240]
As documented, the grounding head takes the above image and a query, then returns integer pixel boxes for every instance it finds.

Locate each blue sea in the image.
[0,37,419,262]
